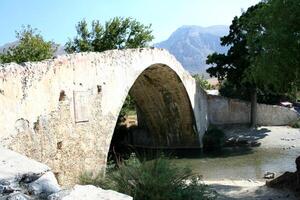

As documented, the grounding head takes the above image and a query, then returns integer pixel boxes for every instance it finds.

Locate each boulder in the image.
[0,147,49,181]
[48,185,133,200]
[267,156,300,195]
[6,192,32,200]
[0,147,133,200]
[28,171,60,196]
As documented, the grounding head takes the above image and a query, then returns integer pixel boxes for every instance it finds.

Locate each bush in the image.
[291,119,300,128]
[80,154,216,200]
[202,126,225,151]
[193,74,212,90]
[79,171,112,190]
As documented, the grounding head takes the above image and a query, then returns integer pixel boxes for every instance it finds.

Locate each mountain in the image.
[155,25,229,75]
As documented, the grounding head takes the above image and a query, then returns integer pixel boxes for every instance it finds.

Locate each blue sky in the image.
[0,0,260,46]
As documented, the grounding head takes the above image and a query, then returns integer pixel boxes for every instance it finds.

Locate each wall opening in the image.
[108,64,199,162]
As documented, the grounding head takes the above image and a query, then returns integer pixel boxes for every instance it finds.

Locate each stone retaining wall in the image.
[208,95,299,125]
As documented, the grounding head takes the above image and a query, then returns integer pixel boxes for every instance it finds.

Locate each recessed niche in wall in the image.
[73,91,90,123]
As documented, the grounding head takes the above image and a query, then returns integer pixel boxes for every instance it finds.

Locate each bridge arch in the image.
[109,63,199,159]
[0,48,208,185]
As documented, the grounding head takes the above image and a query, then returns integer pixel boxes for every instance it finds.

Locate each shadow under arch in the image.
[108,63,200,160]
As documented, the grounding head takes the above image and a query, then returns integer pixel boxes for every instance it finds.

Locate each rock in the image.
[0,147,49,181]
[20,173,42,184]
[267,156,300,195]
[6,192,32,200]
[1,185,15,194]
[264,172,275,179]
[47,190,70,200]
[28,172,60,196]
[0,148,132,200]
[49,185,133,200]
[267,171,296,188]
[0,148,59,199]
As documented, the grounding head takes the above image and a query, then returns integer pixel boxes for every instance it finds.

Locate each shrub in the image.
[193,74,212,90]
[80,154,216,200]
[202,126,225,151]
[291,119,300,128]
[79,171,112,190]
[79,160,116,189]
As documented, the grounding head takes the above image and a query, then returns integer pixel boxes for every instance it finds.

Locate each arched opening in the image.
[108,64,199,161]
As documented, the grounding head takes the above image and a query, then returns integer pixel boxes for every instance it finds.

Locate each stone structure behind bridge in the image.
[208,95,299,126]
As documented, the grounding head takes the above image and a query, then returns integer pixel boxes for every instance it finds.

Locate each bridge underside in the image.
[127,64,199,147]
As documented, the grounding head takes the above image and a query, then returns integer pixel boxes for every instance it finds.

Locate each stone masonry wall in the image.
[208,95,299,125]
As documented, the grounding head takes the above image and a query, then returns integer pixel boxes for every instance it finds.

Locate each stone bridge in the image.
[0,48,208,185]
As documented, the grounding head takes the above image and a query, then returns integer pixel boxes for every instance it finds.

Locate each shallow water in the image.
[170,147,300,181]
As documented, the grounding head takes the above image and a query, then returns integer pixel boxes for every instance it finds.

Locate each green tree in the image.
[247,0,300,102]
[0,25,56,64]
[192,74,212,90]
[66,17,154,119]
[65,17,154,53]
[206,3,266,127]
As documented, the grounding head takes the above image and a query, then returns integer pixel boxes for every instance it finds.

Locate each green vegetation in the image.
[207,0,300,101]
[119,95,136,120]
[202,126,225,151]
[206,4,262,98]
[0,25,56,64]
[80,155,216,200]
[206,3,266,127]
[291,119,300,129]
[193,74,212,90]
[65,17,154,53]
[246,0,300,103]
[206,0,300,126]
[66,17,154,119]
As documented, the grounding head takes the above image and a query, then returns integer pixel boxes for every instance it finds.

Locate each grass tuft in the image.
[80,154,216,200]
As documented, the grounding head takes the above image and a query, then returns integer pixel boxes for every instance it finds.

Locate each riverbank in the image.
[204,126,300,199]
[204,179,298,200]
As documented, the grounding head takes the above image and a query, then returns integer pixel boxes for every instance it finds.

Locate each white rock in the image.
[50,185,132,200]
[7,192,31,200]
[263,172,275,179]
[0,147,49,181]
[28,171,60,196]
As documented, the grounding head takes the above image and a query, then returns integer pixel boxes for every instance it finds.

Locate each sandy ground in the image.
[204,126,300,200]
[223,126,300,149]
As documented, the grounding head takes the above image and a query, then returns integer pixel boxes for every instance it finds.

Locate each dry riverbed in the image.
[205,126,300,200]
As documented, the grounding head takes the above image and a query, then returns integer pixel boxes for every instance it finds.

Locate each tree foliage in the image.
[247,0,300,101]
[192,74,212,90]
[0,25,56,64]
[207,0,300,102]
[65,17,154,53]
[206,3,265,101]
[119,95,136,121]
